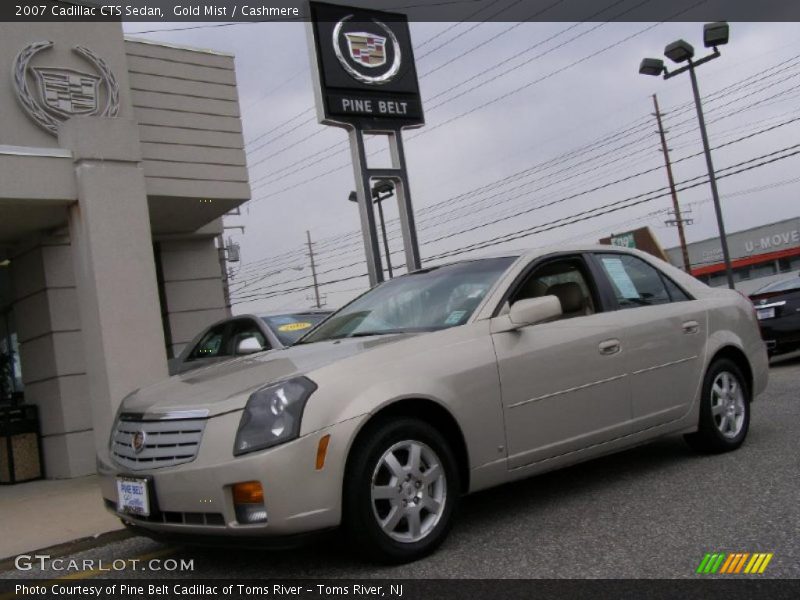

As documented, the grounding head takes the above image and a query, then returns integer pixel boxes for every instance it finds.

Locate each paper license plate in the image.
[116,477,150,516]
[756,307,775,320]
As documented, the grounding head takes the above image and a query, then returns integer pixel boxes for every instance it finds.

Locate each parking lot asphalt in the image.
[3,354,799,580]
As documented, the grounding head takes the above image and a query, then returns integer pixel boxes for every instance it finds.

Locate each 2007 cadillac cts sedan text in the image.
[99,246,768,563]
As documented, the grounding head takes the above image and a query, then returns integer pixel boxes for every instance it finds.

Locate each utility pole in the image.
[306,230,321,309]
[652,94,692,273]
[216,234,232,315]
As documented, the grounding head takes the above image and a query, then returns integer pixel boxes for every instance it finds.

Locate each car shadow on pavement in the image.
[169,435,701,575]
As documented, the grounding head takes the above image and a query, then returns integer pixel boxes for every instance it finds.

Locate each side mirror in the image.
[236,336,264,355]
[509,296,562,327]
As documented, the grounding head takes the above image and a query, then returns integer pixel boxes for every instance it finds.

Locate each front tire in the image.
[684,358,750,454]
[343,417,460,564]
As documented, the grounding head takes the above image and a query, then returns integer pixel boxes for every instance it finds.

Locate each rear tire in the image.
[684,358,750,454]
[343,417,460,564]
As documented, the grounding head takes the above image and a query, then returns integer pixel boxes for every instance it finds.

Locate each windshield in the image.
[753,277,800,295]
[300,257,516,343]
[262,313,330,346]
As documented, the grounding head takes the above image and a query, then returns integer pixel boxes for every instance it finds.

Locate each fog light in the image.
[232,481,267,524]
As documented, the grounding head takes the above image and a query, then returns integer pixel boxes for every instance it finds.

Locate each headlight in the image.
[233,377,317,456]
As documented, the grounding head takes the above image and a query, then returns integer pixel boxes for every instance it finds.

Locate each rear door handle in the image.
[598,339,621,355]
[682,320,699,334]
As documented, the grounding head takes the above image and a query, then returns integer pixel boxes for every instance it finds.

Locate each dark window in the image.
[662,275,691,302]
[229,319,269,354]
[188,323,229,360]
[596,253,671,309]
[511,258,596,319]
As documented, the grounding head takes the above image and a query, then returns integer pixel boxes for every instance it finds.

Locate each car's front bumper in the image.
[98,411,365,539]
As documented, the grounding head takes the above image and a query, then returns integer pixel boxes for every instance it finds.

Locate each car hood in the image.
[120,335,410,417]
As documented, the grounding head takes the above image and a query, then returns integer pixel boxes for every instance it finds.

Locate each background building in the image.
[0,21,250,478]
[665,217,800,294]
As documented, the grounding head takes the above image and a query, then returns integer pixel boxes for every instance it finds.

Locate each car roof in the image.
[255,309,333,318]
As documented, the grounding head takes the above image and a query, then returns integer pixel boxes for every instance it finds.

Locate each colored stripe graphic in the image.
[697,552,773,574]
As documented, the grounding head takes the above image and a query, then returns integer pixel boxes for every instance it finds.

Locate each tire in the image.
[343,417,460,564]
[684,358,751,454]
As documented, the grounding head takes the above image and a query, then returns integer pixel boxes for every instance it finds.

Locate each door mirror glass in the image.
[509,296,562,327]
[236,336,264,355]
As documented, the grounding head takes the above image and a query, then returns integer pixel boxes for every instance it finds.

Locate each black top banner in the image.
[2,0,800,23]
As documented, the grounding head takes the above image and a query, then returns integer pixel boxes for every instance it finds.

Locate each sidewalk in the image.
[0,475,124,560]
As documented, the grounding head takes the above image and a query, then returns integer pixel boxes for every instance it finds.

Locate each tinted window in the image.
[263,313,329,346]
[663,276,691,302]
[597,254,670,309]
[188,322,229,360]
[754,277,800,294]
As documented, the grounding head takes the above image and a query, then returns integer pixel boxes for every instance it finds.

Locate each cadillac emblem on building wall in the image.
[333,16,401,85]
[12,41,120,135]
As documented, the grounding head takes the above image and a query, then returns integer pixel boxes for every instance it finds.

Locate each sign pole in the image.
[388,128,421,272]
[348,127,385,286]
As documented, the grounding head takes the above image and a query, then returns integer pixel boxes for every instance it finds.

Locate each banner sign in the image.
[307,1,423,129]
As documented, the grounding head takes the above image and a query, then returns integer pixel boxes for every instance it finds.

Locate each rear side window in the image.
[663,276,691,302]
[596,254,671,309]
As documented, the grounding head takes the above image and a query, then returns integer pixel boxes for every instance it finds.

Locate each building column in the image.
[59,117,168,451]
[10,237,94,478]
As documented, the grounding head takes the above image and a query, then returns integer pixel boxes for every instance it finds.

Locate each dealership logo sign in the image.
[12,41,120,135]
[333,15,401,85]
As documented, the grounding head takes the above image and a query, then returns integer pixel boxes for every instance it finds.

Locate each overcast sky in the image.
[122,18,800,313]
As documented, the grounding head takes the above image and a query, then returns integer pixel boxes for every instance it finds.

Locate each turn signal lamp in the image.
[316,434,331,470]
[232,481,267,524]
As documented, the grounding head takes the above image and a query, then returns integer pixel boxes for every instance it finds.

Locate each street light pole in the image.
[686,61,735,290]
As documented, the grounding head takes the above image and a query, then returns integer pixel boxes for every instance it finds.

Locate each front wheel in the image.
[684,358,750,453]
[343,418,460,563]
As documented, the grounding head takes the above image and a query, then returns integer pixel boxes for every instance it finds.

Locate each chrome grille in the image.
[111,413,206,471]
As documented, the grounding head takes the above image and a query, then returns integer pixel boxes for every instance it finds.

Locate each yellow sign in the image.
[277,322,312,332]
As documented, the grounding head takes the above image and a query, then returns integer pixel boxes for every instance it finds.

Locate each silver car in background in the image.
[101,246,768,563]
[168,310,332,375]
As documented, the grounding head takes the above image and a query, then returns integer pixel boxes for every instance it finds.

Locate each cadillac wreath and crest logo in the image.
[131,430,147,455]
[12,41,120,135]
[333,15,401,85]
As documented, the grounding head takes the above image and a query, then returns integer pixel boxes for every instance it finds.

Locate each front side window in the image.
[300,257,516,343]
[597,253,671,308]
[188,323,229,360]
[510,258,596,319]
[229,319,268,354]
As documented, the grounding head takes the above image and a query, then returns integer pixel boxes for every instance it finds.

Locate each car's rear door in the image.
[590,252,707,431]
[490,253,632,469]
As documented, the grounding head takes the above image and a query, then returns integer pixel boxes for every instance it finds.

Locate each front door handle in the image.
[682,320,699,334]
[598,339,621,355]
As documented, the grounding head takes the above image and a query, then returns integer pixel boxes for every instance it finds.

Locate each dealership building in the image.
[0,20,249,479]
[665,217,800,293]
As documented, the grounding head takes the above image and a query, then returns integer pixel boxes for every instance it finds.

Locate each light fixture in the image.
[703,22,729,48]
[664,39,695,63]
[639,57,665,76]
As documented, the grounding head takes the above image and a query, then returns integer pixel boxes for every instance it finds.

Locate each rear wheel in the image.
[684,358,750,453]
[343,418,459,563]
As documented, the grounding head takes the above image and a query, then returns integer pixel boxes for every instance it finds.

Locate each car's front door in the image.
[490,254,632,469]
[592,252,707,431]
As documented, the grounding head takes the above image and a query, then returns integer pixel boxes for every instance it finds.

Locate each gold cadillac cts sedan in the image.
[99,246,768,563]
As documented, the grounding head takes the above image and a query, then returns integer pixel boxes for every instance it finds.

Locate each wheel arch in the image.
[708,345,754,400]
[343,397,471,495]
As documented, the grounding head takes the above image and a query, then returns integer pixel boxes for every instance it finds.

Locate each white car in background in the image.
[168,310,332,375]
[101,246,768,563]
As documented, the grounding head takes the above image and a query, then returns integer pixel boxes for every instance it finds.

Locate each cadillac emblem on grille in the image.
[131,431,147,454]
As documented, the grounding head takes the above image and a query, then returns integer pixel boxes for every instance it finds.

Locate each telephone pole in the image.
[306,230,321,309]
[652,94,692,273]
